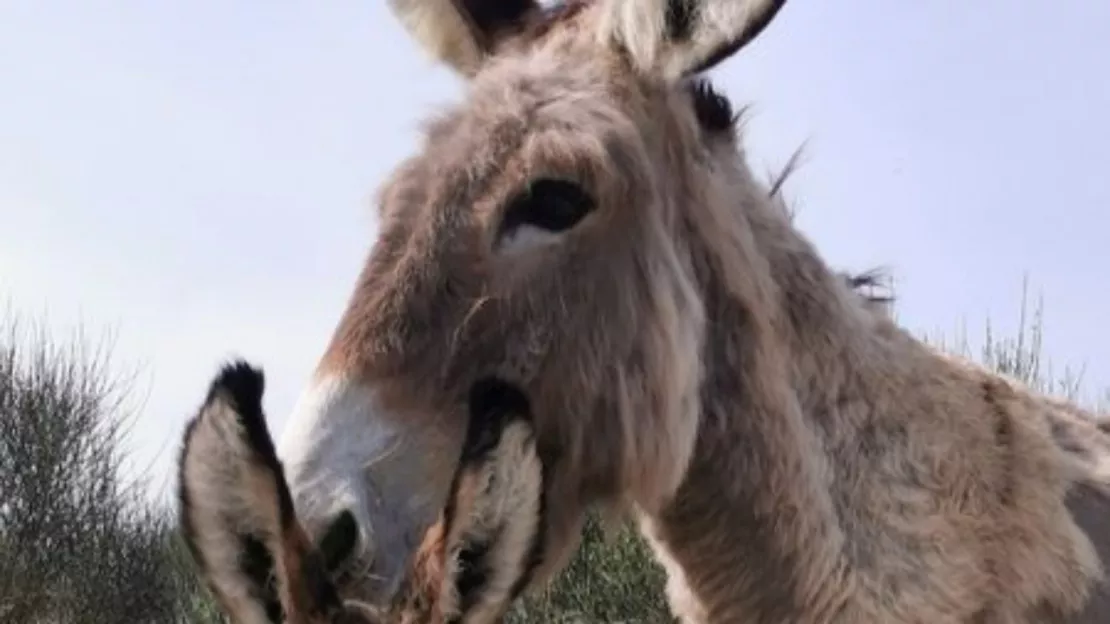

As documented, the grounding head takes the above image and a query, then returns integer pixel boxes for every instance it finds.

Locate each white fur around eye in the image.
[496,223,567,255]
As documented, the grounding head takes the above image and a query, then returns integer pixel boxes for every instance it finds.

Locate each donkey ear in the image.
[388,0,544,76]
[596,0,788,80]
[177,360,359,623]
[434,378,548,623]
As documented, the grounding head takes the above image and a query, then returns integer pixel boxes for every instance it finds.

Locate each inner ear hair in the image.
[388,0,542,76]
[432,377,549,622]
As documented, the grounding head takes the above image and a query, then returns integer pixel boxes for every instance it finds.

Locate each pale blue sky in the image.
[2,1,1108,502]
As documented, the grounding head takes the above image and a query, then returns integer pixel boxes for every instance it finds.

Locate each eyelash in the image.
[688,78,737,134]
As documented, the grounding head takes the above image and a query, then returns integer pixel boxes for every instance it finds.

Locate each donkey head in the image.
[178,361,547,623]
[276,0,790,602]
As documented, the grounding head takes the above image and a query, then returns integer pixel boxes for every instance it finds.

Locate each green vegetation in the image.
[0,317,212,623]
[1,283,1104,623]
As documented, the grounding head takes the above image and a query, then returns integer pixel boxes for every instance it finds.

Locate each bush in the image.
[0,315,202,623]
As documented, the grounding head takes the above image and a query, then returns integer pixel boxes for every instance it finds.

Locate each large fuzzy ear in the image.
[388,0,545,76]
[432,377,549,623]
[597,0,789,80]
[176,361,374,624]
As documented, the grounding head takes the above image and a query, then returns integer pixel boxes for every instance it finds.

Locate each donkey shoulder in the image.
[1049,397,1110,622]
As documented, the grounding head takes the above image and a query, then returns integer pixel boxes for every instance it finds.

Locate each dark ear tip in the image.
[207,358,265,413]
[468,377,532,421]
[203,359,276,461]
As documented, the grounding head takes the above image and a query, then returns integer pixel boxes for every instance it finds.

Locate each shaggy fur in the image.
[268,0,1110,622]
[177,362,548,623]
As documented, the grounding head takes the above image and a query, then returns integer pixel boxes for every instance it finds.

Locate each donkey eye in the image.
[499,178,595,237]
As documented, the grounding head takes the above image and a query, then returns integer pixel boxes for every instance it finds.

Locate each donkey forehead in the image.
[429,62,655,164]
[392,72,693,232]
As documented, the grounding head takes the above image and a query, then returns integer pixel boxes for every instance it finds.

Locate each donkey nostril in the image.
[319,509,360,573]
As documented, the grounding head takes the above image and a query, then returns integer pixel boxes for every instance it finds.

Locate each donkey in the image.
[177,361,550,623]
[256,0,1110,621]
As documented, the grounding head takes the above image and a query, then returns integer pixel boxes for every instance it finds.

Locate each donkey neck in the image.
[642,206,886,622]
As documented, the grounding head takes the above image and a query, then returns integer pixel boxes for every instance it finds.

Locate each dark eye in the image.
[498,178,595,238]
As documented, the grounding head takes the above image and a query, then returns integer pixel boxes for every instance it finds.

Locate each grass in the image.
[1,282,1103,623]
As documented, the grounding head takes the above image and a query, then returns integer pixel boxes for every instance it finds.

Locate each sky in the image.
[2,1,1108,503]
